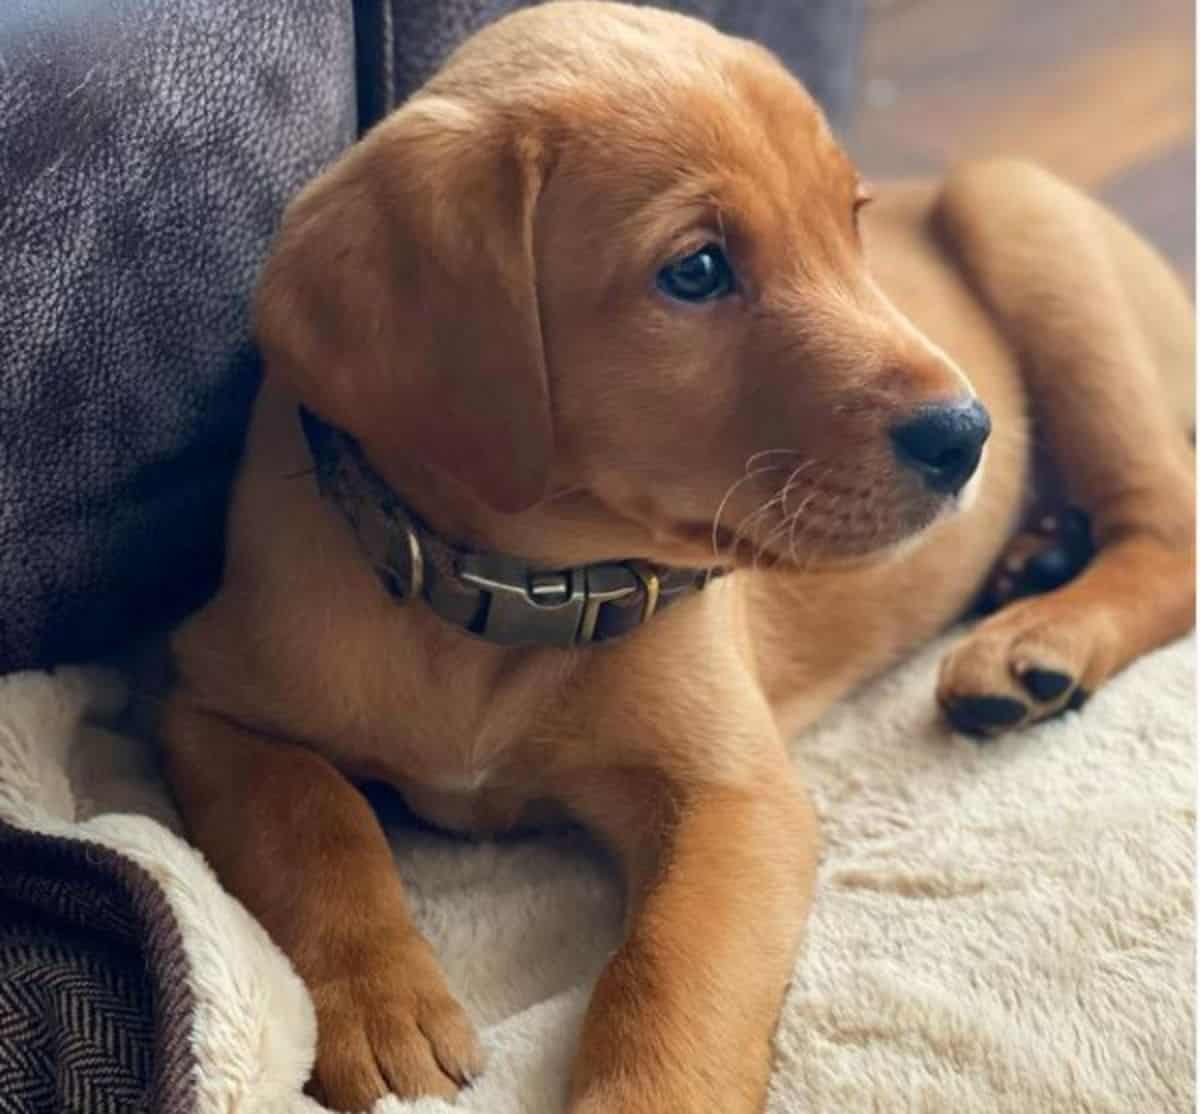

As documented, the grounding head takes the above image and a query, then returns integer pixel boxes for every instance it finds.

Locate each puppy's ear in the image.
[255,98,551,513]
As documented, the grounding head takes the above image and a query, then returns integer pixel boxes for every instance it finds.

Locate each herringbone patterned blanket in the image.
[0,821,193,1112]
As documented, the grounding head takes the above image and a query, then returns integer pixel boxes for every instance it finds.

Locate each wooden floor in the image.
[848,0,1195,286]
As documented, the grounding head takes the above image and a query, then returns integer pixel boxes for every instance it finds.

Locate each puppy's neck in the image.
[370,455,664,568]
[338,427,699,570]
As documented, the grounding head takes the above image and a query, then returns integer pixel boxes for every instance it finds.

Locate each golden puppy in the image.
[160,4,1195,1112]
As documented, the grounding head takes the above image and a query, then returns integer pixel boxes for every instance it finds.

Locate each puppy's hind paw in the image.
[977,506,1093,614]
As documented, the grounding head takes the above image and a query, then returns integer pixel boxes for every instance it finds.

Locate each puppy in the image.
[160,4,1196,1112]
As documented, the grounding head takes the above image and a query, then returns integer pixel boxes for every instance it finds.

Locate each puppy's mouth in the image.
[710,504,939,570]
[697,458,981,572]
[613,435,986,574]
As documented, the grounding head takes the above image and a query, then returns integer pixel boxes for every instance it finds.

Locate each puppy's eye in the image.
[657,244,735,302]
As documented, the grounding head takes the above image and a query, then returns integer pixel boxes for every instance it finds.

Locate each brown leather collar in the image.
[299,409,723,648]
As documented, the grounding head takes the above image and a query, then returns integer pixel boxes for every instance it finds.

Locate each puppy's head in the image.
[256,1,987,570]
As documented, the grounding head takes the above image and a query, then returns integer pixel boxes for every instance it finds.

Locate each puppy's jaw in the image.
[576,449,965,574]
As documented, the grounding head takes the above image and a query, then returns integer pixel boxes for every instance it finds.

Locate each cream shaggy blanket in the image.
[0,631,1193,1113]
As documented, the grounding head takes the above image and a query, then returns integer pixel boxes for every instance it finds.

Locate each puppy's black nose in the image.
[891,399,991,494]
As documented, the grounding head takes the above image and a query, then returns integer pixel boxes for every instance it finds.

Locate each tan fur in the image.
[159,5,1196,1111]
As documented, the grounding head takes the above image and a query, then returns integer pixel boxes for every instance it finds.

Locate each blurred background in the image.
[847,0,1195,287]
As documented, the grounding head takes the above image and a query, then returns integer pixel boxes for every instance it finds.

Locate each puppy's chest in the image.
[331,643,562,835]
[362,720,557,836]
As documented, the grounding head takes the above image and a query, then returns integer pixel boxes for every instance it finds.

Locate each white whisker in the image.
[732,489,786,563]
[740,457,820,566]
[754,463,818,567]
[745,448,802,470]
[788,467,834,566]
[710,461,789,563]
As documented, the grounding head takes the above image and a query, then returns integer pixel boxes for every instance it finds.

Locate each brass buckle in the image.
[628,561,661,623]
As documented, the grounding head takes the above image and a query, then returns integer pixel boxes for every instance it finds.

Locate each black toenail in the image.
[1020,668,1073,702]
[1067,687,1091,711]
[943,694,1028,737]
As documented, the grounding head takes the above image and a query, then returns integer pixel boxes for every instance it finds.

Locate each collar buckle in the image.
[457,556,641,647]
[458,555,587,647]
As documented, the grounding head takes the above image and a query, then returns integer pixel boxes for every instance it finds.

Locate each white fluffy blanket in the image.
[0,632,1192,1113]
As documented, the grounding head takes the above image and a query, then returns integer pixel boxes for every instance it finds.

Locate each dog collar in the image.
[298,408,722,648]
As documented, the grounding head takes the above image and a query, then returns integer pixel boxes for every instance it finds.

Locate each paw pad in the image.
[941,694,1028,738]
[1019,667,1073,702]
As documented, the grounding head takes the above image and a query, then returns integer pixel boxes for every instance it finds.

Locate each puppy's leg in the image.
[564,757,818,1114]
[160,698,482,1111]
[933,160,1195,735]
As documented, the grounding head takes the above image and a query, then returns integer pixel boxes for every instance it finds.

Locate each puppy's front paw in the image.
[937,595,1107,739]
[308,934,483,1112]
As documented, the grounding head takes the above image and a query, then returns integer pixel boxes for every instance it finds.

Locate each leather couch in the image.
[0,0,863,675]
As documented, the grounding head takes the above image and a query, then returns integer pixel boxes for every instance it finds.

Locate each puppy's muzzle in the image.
[891,398,992,494]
